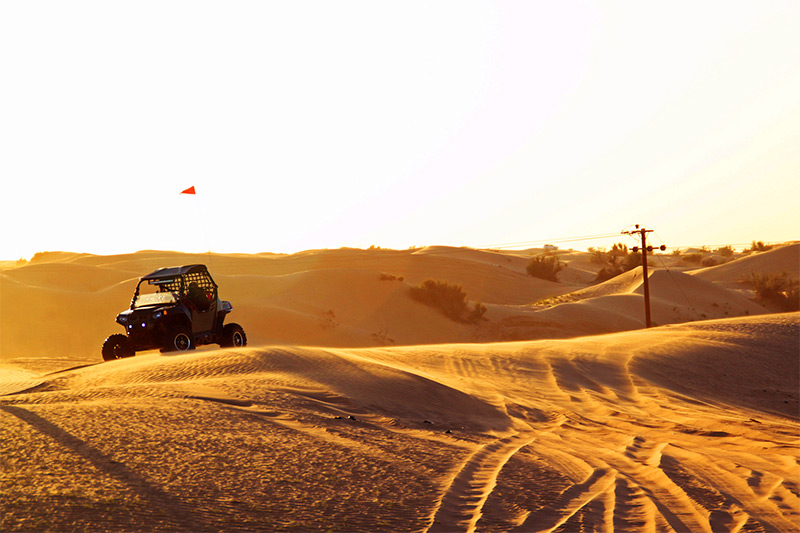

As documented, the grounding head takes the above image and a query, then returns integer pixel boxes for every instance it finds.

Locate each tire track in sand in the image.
[427,432,535,533]
[512,466,617,533]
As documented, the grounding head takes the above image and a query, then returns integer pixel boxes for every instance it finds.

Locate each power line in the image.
[476,232,622,250]
[416,232,790,257]
[653,252,696,317]
[664,242,779,250]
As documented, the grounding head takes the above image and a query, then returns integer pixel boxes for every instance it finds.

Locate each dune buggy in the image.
[102,264,246,361]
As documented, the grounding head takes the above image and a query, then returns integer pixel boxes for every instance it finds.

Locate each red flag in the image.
[180,186,196,195]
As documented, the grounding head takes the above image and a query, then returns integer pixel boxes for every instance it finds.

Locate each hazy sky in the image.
[2,1,798,259]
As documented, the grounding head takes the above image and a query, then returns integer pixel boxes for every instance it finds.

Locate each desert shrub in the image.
[749,241,772,252]
[319,309,339,329]
[715,245,734,258]
[371,327,395,344]
[594,265,624,283]
[588,247,608,264]
[682,253,702,264]
[466,301,487,323]
[701,256,718,267]
[622,251,642,270]
[379,273,404,282]
[671,249,682,256]
[526,255,564,282]
[409,279,485,323]
[609,243,628,257]
[747,272,800,311]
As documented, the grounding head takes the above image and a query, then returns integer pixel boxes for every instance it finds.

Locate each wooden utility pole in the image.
[622,225,665,328]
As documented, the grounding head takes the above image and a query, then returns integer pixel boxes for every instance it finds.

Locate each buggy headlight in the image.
[153,311,164,319]
[118,315,128,324]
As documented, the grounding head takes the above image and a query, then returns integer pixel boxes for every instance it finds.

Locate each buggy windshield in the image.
[133,278,181,308]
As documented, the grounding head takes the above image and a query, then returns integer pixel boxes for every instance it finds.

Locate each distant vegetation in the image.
[594,265,624,283]
[749,241,773,253]
[319,309,339,329]
[409,279,487,323]
[526,255,564,282]
[610,243,629,257]
[587,243,643,283]
[746,272,799,311]
[589,243,629,263]
[715,245,734,257]
[588,247,607,264]
[588,241,783,285]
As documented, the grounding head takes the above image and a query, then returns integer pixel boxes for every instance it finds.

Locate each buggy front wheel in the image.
[102,334,134,361]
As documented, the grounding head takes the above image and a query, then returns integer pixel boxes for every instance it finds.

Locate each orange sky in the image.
[1,2,798,259]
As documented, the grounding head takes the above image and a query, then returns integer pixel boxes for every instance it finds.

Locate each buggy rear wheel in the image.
[102,334,134,361]
[220,323,247,348]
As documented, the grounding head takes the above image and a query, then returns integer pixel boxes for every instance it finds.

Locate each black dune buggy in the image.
[102,264,246,361]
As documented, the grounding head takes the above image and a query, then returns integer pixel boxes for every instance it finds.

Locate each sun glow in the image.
[1,2,798,259]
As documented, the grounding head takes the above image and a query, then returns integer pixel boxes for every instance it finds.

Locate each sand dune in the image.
[4,247,575,360]
[2,313,797,531]
[1,246,797,531]
[691,243,799,285]
[537,267,766,329]
[1,246,784,361]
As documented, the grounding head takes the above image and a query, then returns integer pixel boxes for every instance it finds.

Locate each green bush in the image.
[409,279,486,323]
[526,255,564,282]
[747,272,799,311]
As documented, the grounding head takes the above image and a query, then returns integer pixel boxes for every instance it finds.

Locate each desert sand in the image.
[1,244,798,531]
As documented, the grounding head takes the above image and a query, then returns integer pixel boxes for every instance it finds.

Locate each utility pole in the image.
[622,225,666,328]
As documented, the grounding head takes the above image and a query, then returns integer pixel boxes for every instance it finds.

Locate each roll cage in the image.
[131,265,218,310]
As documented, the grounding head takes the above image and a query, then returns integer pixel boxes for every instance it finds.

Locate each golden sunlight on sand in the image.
[1,244,798,531]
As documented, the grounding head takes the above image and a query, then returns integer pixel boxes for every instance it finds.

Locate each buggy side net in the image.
[183,272,217,311]
[182,272,217,294]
